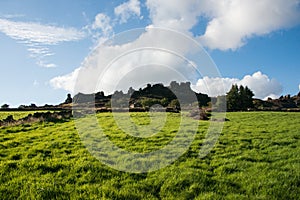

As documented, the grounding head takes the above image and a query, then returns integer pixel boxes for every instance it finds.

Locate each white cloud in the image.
[92,13,113,36]
[115,0,141,24]
[146,0,203,33]
[239,72,283,99]
[299,84,300,91]
[50,1,299,94]
[27,46,52,56]
[36,60,57,68]
[84,13,114,45]
[0,18,86,67]
[50,68,80,93]
[192,77,239,97]
[26,44,56,67]
[193,71,283,99]
[33,80,39,86]
[49,28,216,94]
[86,0,141,42]
[1,14,25,19]
[0,18,85,44]
[145,0,300,50]
[266,94,281,100]
[198,0,300,50]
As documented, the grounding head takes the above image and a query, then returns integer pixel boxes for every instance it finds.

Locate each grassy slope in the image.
[0,112,299,199]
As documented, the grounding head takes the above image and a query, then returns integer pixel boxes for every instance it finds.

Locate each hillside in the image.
[0,112,299,199]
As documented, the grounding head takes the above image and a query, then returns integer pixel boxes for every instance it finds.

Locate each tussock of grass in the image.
[0,112,299,199]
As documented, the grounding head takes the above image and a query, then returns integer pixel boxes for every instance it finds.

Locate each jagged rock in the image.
[0,111,73,127]
[189,109,210,120]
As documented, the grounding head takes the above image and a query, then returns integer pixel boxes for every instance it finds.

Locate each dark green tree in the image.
[1,104,9,109]
[243,86,254,109]
[160,98,169,107]
[64,93,73,104]
[226,84,254,111]
[239,85,246,109]
[226,84,240,111]
[141,98,161,108]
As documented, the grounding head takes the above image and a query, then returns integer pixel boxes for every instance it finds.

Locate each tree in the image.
[160,98,169,107]
[226,84,254,111]
[243,86,254,109]
[18,105,26,109]
[64,93,73,104]
[30,103,37,108]
[1,104,9,109]
[226,85,240,111]
[141,98,161,108]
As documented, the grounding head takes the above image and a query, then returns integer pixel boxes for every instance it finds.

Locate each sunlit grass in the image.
[0,111,54,120]
[0,112,299,199]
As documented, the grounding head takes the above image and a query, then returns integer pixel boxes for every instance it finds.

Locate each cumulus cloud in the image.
[239,72,283,99]
[50,0,299,94]
[50,28,217,94]
[198,0,300,50]
[50,68,80,93]
[193,71,283,99]
[146,0,203,33]
[0,18,85,67]
[192,77,239,97]
[146,0,300,50]
[87,0,141,41]
[114,0,141,24]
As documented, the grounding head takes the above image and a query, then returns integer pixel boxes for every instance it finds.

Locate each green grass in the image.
[0,111,54,120]
[0,112,299,199]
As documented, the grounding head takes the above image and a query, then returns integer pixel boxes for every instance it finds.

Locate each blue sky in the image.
[0,0,299,107]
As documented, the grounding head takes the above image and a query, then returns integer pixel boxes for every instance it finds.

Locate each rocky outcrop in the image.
[0,111,72,127]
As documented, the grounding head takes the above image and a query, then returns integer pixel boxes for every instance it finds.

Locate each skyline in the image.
[0,0,300,107]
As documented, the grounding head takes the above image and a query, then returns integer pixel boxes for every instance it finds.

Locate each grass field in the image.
[0,112,299,199]
[0,111,54,121]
